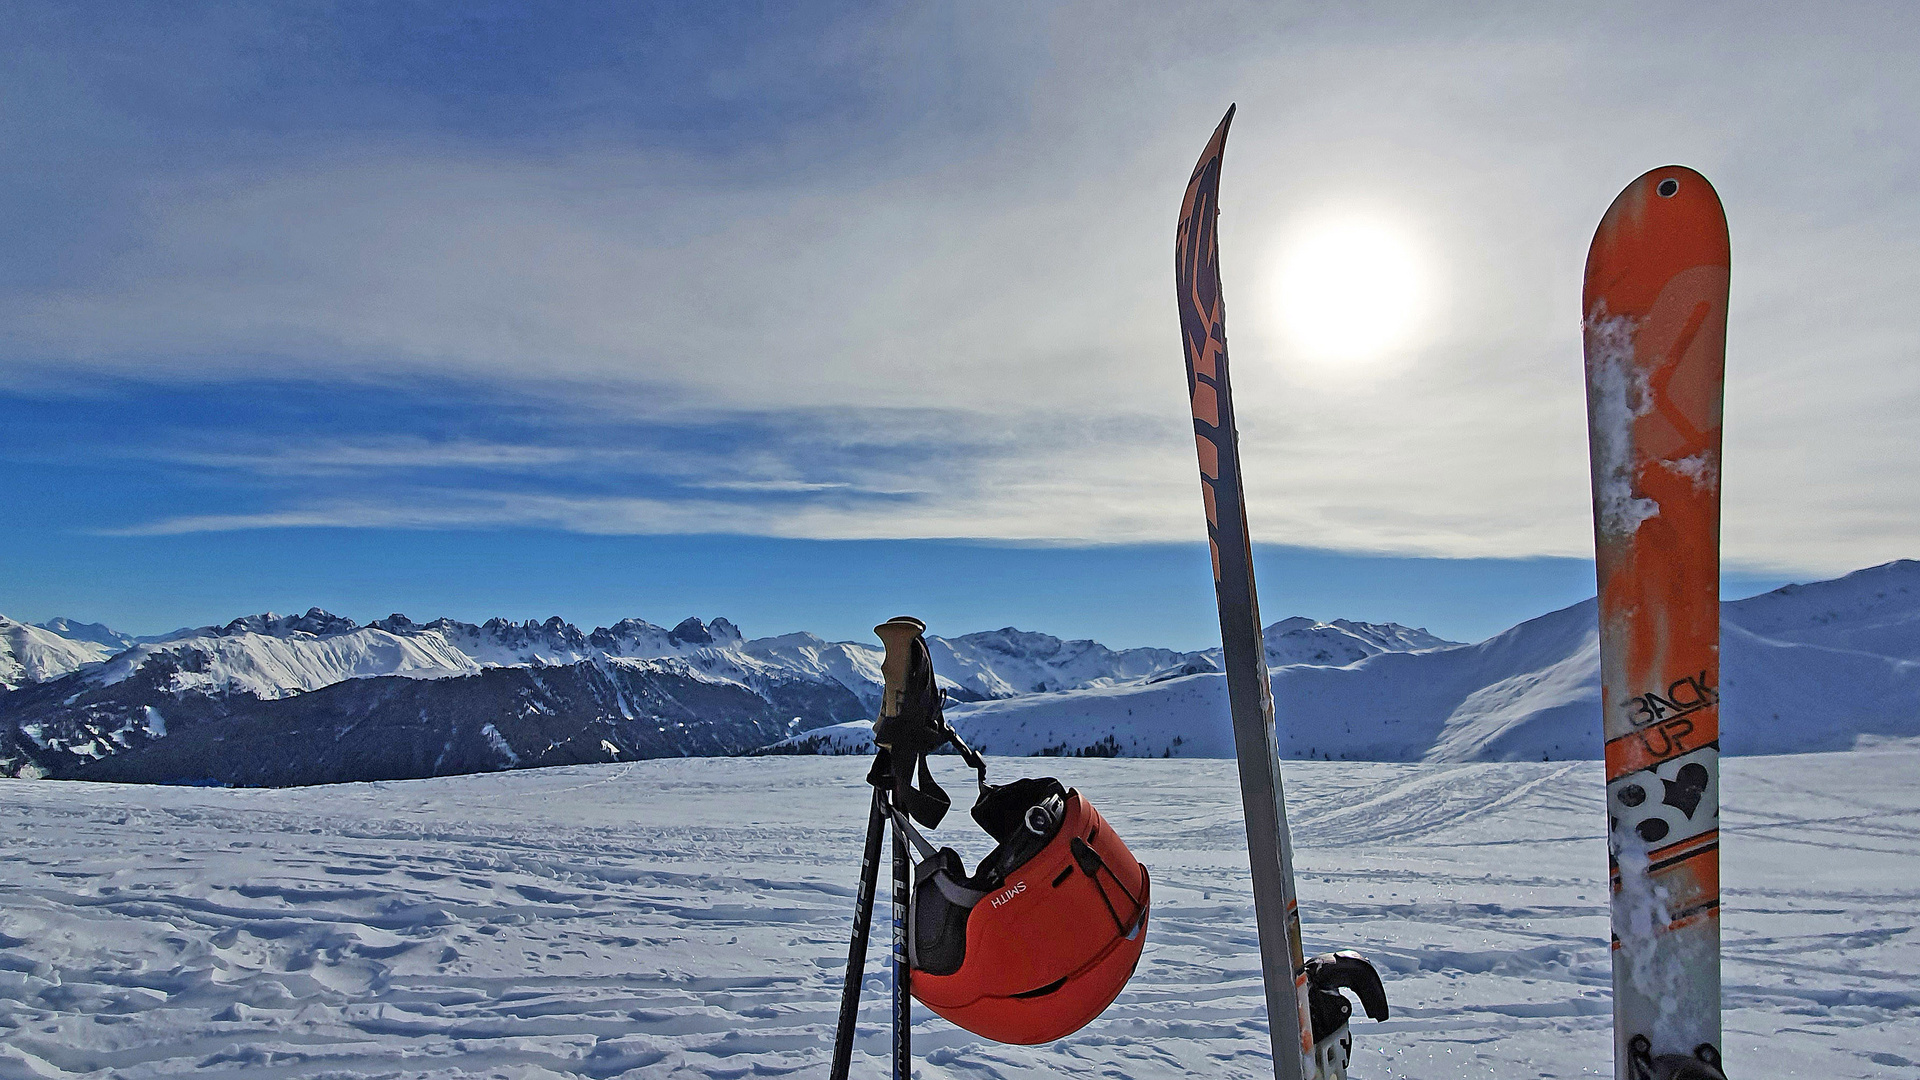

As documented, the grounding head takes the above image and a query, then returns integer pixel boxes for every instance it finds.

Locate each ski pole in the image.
[830,785,888,1080]
[890,801,912,1080]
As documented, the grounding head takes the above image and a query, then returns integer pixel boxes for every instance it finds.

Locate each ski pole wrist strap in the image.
[872,632,964,829]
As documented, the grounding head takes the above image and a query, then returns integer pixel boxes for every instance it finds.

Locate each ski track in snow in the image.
[0,752,1915,1079]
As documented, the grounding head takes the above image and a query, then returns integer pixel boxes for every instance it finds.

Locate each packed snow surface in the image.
[1,750,1914,1078]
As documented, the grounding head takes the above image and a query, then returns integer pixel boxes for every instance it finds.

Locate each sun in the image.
[1273,215,1430,365]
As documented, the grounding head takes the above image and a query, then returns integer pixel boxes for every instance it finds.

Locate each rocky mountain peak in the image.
[218,609,361,639]
[669,618,714,646]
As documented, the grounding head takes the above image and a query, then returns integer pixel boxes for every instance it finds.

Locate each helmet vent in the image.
[1011,976,1069,999]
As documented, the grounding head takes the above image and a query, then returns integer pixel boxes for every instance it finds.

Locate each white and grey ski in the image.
[1175,105,1387,1080]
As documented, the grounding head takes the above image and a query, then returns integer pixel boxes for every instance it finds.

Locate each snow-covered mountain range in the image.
[0,604,1446,784]
[0,616,121,690]
[3,559,1914,783]
[0,607,1448,705]
[776,560,1920,763]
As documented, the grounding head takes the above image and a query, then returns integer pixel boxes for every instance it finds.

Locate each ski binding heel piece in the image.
[1628,1035,1727,1080]
[1304,951,1390,1080]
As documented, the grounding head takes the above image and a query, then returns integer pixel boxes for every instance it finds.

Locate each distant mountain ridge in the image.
[774,560,1920,763]
[1,606,1454,704]
[1,617,119,690]
[0,605,1453,784]
[32,618,140,651]
[8,560,1913,785]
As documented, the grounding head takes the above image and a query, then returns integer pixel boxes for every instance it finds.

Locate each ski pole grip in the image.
[873,616,927,726]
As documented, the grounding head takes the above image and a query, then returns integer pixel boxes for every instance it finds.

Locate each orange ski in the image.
[1582,166,1729,1080]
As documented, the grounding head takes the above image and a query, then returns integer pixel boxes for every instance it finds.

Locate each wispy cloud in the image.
[163,439,585,475]
[697,480,855,493]
[3,2,1916,578]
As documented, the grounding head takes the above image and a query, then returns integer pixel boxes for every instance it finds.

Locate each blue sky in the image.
[2,2,1912,648]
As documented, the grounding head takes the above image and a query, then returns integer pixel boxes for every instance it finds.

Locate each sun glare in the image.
[1274,216,1429,366]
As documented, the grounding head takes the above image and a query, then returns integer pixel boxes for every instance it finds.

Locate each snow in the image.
[1713,560,1920,657]
[91,626,483,700]
[1583,309,1659,540]
[480,723,522,766]
[927,630,1193,698]
[0,617,114,691]
[0,750,1913,1078]
[774,561,1920,763]
[2,602,1455,722]
[1260,618,1456,668]
[4,563,1913,776]
[742,633,890,710]
[29,620,136,652]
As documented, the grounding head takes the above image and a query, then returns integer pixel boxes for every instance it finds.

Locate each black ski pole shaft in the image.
[891,805,912,1080]
[830,786,888,1080]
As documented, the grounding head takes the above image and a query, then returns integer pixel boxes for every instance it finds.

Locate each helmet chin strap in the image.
[891,807,939,862]
[1070,835,1147,936]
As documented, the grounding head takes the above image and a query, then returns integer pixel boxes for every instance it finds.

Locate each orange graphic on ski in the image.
[1582,166,1729,1080]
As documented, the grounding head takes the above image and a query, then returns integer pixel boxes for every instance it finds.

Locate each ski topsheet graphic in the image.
[1175,105,1315,1080]
[1582,166,1730,1080]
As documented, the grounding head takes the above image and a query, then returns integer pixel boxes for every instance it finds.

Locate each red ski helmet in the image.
[908,777,1150,1044]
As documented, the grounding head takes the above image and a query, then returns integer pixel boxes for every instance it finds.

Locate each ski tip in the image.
[1584,165,1728,315]
[1211,104,1235,149]
[1179,106,1239,227]
[1201,104,1235,158]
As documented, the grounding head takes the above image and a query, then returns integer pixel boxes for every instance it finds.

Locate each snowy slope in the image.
[1252,616,1457,667]
[767,603,1604,761]
[776,560,1920,762]
[32,617,138,651]
[0,616,115,690]
[1718,559,1920,655]
[922,619,1457,699]
[743,632,892,709]
[928,629,1197,697]
[92,621,484,699]
[0,751,1912,1079]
